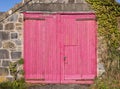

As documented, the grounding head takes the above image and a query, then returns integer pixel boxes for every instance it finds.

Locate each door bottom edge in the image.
[26,80,94,84]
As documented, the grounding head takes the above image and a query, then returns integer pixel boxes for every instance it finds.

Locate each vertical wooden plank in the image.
[76,15,97,79]
[60,15,82,80]
[77,19,97,79]
[44,15,60,82]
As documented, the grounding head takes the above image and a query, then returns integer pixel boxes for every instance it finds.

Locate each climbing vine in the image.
[86,0,120,88]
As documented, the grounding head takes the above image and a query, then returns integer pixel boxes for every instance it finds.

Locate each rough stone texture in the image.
[31,0,69,3]
[0,32,9,41]
[97,36,106,76]
[11,32,18,39]
[14,40,22,45]
[18,18,23,22]
[69,0,75,3]
[5,23,14,30]
[3,41,16,50]
[98,63,104,70]
[16,23,22,26]
[0,49,9,59]
[28,84,90,89]
[0,41,2,48]
[98,63,105,76]
[16,27,22,30]
[76,0,87,3]
[0,23,3,30]
[22,0,93,12]
[11,52,22,59]
[0,67,9,76]
[7,14,18,22]
[23,3,93,12]
[0,60,2,66]
[2,60,10,67]
[17,47,22,52]
[0,10,23,79]
[26,0,88,4]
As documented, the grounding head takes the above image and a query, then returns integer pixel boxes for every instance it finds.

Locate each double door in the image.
[24,13,97,84]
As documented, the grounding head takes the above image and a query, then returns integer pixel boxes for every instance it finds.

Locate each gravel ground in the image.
[28,84,90,89]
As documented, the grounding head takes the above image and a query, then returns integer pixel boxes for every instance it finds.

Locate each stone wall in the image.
[0,12,23,80]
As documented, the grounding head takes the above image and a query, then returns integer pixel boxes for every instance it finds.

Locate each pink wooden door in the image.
[60,14,97,82]
[24,18,46,80]
[24,13,60,83]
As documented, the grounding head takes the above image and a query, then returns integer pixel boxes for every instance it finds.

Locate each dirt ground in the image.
[28,84,90,89]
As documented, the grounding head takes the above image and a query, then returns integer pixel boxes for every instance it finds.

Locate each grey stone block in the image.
[0,41,2,48]
[0,32,9,41]
[0,49,9,59]
[5,23,14,30]
[11,33,18,39]
[7,14,18,22]
[0,67,9,76]
[0,60,2,66]
[76,0,87,3]
[0,23,3,30]
[2,60,10,67]
[14,40,22,45]
[98,63,105,70]
[18,18,23,22]
[68,0,75,3]
[16,27,22,30]
[16,23,22,27]
[11,52,21,59]
[98,63,105,76]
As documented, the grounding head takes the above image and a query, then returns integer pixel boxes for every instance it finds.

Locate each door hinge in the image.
[26,78,45,81]
[76,18,97,21]
[24,18,45,21]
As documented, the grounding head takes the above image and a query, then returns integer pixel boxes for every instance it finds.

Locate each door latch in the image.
[64,56,67,61]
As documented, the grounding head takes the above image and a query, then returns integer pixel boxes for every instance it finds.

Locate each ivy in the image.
[86,0,120,88]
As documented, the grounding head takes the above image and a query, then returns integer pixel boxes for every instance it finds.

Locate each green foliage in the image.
[0,79,27,89]
[91,77,120,89]
[9,58,24,80]
[9,62,18,80]
[86,0,120,88]
[18,58,24,65]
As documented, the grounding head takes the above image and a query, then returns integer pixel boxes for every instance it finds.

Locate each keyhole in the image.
[64,56,67,61]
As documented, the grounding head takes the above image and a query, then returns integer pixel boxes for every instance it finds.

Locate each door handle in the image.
[64,56,68,64]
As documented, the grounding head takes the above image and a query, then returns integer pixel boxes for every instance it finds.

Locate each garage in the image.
[24,12,97,84]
